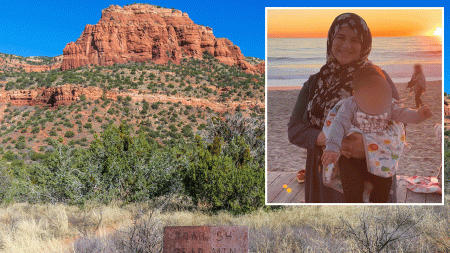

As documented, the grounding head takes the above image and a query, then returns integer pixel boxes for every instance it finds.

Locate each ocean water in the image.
[267,36,442,86]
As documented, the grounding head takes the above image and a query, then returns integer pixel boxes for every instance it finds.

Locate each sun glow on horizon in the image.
[433,27,443,37]
[267,9,442,38]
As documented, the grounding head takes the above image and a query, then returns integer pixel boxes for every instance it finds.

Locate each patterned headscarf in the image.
[307,13,372,129]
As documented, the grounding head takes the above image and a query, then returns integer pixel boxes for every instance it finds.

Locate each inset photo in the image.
[266,8,443,204]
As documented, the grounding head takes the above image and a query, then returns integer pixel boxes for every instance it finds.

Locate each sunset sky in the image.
[267,8,443,38]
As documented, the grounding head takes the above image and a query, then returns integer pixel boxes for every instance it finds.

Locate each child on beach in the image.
[321,65,433,203]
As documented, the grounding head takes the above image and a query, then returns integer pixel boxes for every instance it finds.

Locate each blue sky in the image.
[0,0,265,58]
[1,1,448,90]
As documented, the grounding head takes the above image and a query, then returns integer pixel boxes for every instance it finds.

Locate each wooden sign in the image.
[163,226,248,253]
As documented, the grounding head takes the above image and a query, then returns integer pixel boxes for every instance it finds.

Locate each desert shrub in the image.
[203,113,265,168]
[85,124,183,202]
[26,124,183,204]
[339,207,426,253]
[0,159,50,203]
[181,125,193,138]
[140,100,149,115]
[29,151,49,161]
[108,208,163,252]
[65,131,75,138]
[180,114,265,214]
[73,202,165,253]
[181,134,264,215]
[0,163,12,200]
[31,126,40,133]
[151,102,160,110]
[2,150,18,161]
[64,121,74,128]
[15,136,27,150]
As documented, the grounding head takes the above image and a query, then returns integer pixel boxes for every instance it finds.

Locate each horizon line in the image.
[268,35,440,39]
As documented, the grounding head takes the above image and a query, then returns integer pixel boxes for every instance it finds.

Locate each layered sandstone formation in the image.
[62,4,263,74]
[0,55,62,73]
[13,63,61,72]
[0,84,263,112]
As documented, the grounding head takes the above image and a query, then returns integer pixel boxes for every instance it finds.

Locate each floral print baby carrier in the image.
[322,102,407,191]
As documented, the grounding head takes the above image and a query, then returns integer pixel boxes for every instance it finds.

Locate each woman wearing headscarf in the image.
[409,64,426,108]
[287,13,400,203]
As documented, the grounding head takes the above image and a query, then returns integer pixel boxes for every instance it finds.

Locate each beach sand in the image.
[267,80,442,177]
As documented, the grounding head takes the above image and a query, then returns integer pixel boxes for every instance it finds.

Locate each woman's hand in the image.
[340,133,365,159]
[316,131,326,146]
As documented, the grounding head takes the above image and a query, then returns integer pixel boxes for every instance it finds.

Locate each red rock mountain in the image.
[62,4,263,74]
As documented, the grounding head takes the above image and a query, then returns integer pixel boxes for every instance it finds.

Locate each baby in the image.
[321,65,432,203]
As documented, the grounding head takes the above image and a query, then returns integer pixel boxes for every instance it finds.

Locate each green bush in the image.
[64,131,75,138]
[2,150,18,161]
[25,124,183,204]
[151,102,160,110]
[181,135,264,215]
[15,136,27,150]
[0,163,12,201]
[31,126,40,134]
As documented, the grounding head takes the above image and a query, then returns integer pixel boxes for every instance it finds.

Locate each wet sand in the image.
[267,80,442,177]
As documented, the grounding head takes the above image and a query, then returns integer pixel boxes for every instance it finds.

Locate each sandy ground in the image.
[267,80,442,177]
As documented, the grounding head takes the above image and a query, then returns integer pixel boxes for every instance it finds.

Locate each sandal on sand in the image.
[297,170,305,183]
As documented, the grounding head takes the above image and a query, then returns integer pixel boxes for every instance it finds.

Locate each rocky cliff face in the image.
[61,4,263,74]
[0,84,264,112]
[12,63,61,72]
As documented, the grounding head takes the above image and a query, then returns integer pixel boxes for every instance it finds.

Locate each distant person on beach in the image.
[288,13,401,203]
[321,65,432,203]
[407,64,426,108]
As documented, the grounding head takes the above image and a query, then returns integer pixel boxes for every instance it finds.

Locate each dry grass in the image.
[1,196,449,252]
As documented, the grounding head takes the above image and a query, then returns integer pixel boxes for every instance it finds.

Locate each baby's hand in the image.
[418,106,433,119]
[321,151,339,169]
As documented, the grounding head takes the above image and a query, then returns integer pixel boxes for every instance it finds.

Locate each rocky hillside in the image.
[0,83,262,113]
[0,53,62,73]
[62,4,264,74]
[0,57,264,154]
